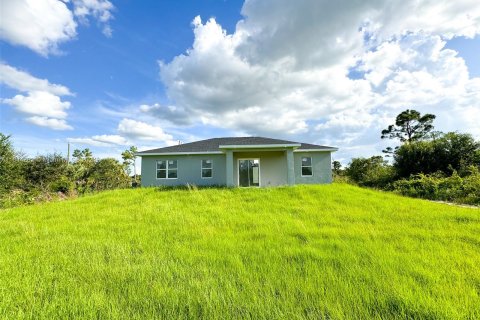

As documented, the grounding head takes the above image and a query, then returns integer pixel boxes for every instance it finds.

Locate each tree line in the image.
[335,110,480,205]
[0,133,138,208]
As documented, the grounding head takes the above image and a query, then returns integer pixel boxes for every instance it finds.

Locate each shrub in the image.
[392,168,480,205]
[345,156,396,189]
[394,132,480,178]
[89,158,131,191]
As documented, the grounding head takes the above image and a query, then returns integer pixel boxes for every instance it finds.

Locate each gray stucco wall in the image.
[232,151,288,187]
[293,151,332,184]
[140,150,333,187]
[140,154,227,186]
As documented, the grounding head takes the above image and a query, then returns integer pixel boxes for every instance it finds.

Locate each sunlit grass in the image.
[1,184,479,319]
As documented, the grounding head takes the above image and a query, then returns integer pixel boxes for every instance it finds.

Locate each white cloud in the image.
[26,116,73,130]
[67,119,175,148]
[156,0,480,160]
[72,0,114,37]
[91,134,128,145]
[0,63,72,95]
[0,0,114,56]
[0,63,73,130]
[0,0,76,56]
[67,134,127,147]
[3,91,71,119]
[117,118,174,143]
[67,137,111,147]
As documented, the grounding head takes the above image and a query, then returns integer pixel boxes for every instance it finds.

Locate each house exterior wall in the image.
[140,150,333,187]
[232,151,288,187]
[140,154,227,186]
[293,151,332,184]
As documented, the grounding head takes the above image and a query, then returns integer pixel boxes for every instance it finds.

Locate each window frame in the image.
[201,159,213,179]
[301,156,313,177]
[156,160,178,180]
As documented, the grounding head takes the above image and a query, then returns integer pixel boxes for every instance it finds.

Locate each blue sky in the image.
[1,0,480,166]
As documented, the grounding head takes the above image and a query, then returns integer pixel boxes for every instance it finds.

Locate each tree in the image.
[71,148,96,193]
[381,109,436,143]
[121,146,138,183]
[0,133,25,194]
[345,156,396,188]
[394,132,480,178]
[332,160,342,175]
[24,153,68,191]
[90,158,131,191]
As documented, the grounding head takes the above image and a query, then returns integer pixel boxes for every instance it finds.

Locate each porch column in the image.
[226,150,234,187]
[286,148,295,185]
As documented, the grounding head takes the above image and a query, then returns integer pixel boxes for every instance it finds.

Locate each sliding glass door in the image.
[238,159,260,187]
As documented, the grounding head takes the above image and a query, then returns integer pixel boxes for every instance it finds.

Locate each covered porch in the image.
[221,144,297,187]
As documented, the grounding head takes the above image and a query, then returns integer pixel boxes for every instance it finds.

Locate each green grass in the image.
[0,184,479,319]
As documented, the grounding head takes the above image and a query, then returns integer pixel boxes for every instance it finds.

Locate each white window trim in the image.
[156,160,178,180]
[301,157,313,177]
[237,158,261,187]
[201,159,213,179]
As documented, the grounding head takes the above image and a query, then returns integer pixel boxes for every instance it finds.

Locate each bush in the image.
[50,176,75,194]
[392,167,480,205]
[0,138,134,208]
[394,132,480,178]
[24,153,68,191]
[90,158,131,191]
[345,156,397,189]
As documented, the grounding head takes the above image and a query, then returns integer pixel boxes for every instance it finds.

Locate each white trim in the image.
[201,159,213,179]
[156,160,178,180]
[137,151,223,156]
[219,144,300,149]
[138,147,338,156]
[294,148,338,152]
[237,158,261,187]
[300,156,313,177]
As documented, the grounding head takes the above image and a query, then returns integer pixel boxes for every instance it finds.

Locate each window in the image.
[156,160,177,179]
[301,157,313,176]
[201,159,213,178]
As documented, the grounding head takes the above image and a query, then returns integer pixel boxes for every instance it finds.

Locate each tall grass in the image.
[1,184,479,319]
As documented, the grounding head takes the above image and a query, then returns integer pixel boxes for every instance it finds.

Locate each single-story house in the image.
[136,137,338,187]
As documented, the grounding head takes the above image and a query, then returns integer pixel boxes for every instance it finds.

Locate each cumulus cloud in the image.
[67,137,111,147]
[156,0,480,161]
[3,91,71,119]
[26,116,72,130]
[0,63,72,95]
[117,118,174,143]
[72,0,114,37]
[0,63,73,130]
[68,134,127,147]
[0,0,114,56]
[140,103,192,126]
[67,119,175,148]
[0,0,76,56]
[91,134,128,145]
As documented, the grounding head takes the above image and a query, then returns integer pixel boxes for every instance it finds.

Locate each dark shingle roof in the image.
[137,137,337,154]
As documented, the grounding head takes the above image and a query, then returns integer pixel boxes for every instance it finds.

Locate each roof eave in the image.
[294,148,339,152]
[218,143,301,149]
[136,151,223,156]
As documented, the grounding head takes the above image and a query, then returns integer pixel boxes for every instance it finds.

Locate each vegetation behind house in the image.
[0,133,133,208]
[338,110,480,205]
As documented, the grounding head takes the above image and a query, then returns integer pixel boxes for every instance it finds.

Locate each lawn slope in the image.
[0,184,479,319]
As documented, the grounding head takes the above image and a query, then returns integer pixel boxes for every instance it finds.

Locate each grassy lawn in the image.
[0,184,479,319]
